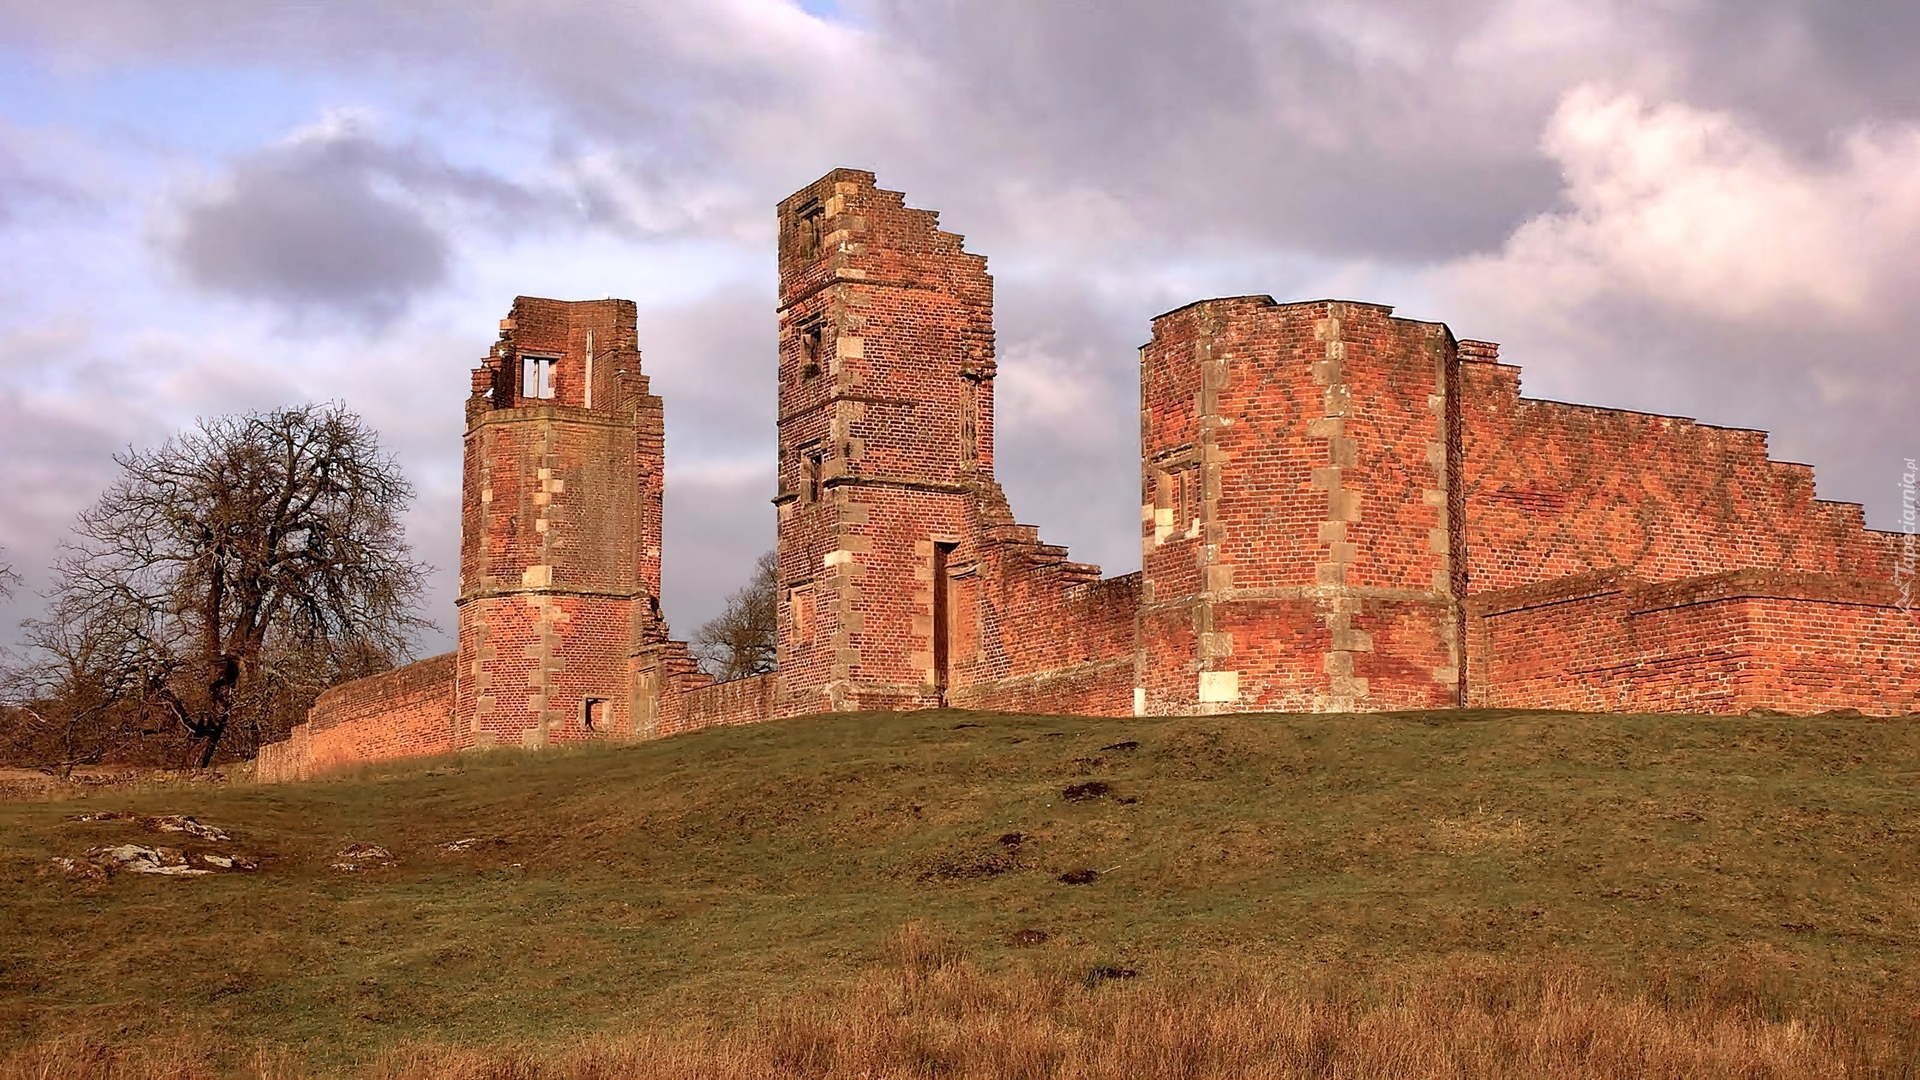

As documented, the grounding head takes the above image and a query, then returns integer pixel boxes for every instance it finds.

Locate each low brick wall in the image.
[660,671,779,737]
[948,656,1135,716]
[256,653,457,783]
[1468,571,1920,716]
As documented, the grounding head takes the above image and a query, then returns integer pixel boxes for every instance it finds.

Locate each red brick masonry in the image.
[257,653,455,783]
[1468,571,1917,716]
[255,169,1918,782]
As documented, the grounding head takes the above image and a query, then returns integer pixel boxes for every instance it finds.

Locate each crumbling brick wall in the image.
[947,569,1141,716]
[458,297,670,750]
[1457,342,1895,591]
[772,170,1138,719]
[662,671,781,736]
[254,168,1918,785]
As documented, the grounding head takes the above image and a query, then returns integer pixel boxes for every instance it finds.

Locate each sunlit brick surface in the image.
[257,171,1917,782]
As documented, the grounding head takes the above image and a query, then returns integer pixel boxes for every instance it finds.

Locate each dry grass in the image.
[6,925,1915,1078]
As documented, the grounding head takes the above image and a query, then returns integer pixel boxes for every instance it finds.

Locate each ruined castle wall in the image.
[457,296,666,750]
[947,566,1140,717]
[1457,344,1893,592]
[1467,571,1920,715]
[661,671,781,737]
[773,171,990,713]
[771,170,1129,716]
[1138,298,1458,714]
[254,653,456,783]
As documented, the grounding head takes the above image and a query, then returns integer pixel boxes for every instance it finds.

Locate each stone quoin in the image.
[256,168,1920,782]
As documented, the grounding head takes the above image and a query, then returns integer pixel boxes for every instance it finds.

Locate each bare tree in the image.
[2,592,156,773]
[42,403,431,767]
[692,549,778,682]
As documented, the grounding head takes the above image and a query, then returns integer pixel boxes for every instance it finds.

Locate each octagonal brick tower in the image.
[456,296,668,748]
[1137,298,1464,714]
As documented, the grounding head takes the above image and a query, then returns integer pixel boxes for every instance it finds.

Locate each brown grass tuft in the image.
[8,935,1916,1079]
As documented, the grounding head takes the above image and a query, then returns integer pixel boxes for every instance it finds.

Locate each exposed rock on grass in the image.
[72,812,232,842]
[331,843,395,871]
[53,844,256,878]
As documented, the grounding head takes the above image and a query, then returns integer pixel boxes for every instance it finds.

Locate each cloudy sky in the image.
[1,0,1915,655]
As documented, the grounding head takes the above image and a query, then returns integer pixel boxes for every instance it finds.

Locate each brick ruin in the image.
[256,168,1918,781]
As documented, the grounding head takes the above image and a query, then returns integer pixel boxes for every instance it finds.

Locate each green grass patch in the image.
[3,708,1917,1070]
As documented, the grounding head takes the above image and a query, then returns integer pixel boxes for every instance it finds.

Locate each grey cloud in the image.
[169,125,545,324]
[1667,0,1920,152]
[630,287,779,633]
[636,286,779,463]
[14,0,1920,262]
[988,279,1154,576]
[849,0,1567,260]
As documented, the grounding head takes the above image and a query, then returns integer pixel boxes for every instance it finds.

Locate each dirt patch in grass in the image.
[1061,781,1111,802]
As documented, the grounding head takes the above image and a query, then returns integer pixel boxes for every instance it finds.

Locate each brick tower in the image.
[772,169,1005,713]
[1137,298,1462,714]
[456,297,668,747]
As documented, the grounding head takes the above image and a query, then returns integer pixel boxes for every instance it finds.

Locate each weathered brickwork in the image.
[1137,298,1460,716]
[255,653,456,783]
[255,168,1916,782]
[1468,571,1919,715]
[457,296,673,750]
[1457,341,1897,591]
[771,170,1138,719]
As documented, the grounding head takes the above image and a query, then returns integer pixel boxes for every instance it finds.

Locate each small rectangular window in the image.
[522,356,556,400]
[790,198,824,257]
[801,447,824,503]
[790,585,815,643]
[582,697,606,732]
[799,320,824,380]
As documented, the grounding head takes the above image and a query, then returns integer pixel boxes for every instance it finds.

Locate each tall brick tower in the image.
[456,297,668,747]
[772,169,1005,713]
[1137,298,1462,714]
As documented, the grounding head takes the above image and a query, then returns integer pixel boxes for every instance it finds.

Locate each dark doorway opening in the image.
[933,541,956,700]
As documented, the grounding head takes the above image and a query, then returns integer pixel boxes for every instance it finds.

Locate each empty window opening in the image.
[522,355,556,400]
[791,198,824,257]
[582,697,607,732]
[932,541,956,694]
[800,320,825,381]
[960,379,979,469]
[801,447,825,503]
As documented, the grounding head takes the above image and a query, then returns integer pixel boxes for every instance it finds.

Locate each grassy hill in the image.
[3,708,1919,1078]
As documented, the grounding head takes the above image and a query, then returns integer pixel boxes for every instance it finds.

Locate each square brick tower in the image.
[456,297,668,748]
[1137,298,1463,713]
[772,170,1006,713]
